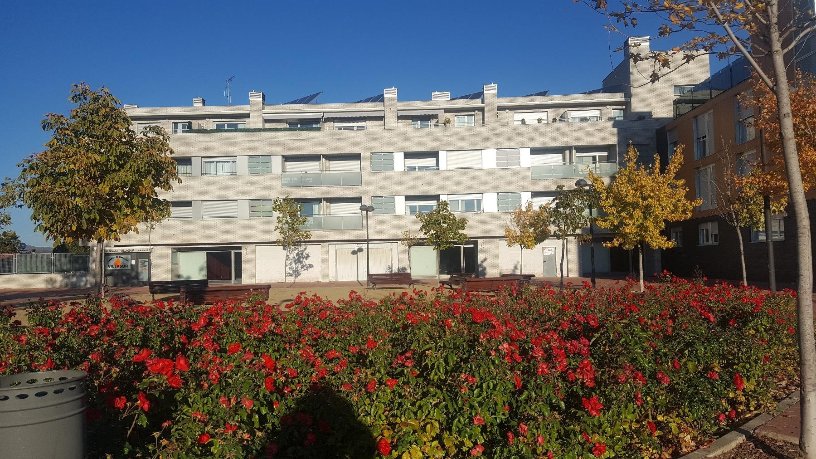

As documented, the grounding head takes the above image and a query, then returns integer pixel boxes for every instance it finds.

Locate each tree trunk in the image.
[283,250,288,284]
[767,4,816,455]
[97,239,105,297]
[735,225,747,287]
[436,250,441,282]
[638,244,644,293]
[559,238,566,289]
[519,246,524,275]
[764,195,778,291]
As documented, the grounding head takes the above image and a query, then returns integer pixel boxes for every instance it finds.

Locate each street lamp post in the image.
[575,179,596,288]
[359,204,375,287]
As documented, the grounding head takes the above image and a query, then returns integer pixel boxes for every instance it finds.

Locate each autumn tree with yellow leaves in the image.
[504,202,551,275]
[589,145,700,292]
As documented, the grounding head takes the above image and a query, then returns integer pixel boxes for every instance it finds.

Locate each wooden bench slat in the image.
[367,273,414,288]
[180,284,271,305]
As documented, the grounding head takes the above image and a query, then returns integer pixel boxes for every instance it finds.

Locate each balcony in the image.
[302,215,363,230]
[281,172,362,187]
[531,162,618,180]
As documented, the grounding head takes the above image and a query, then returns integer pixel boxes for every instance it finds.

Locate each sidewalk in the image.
[755,395,801,445]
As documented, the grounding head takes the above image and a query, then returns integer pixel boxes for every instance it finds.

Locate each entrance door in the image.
[336,248,364,282]
[207,252,232,281]
[542,247,557,277]
[409,246,437,277]
[137,259,150,282]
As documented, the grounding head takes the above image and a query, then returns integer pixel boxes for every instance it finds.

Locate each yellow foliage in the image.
[589,145,700,251]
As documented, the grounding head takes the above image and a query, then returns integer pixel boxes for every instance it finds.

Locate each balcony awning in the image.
[323,110,384,119]
[397,109,443,117]
[263,112,323,120]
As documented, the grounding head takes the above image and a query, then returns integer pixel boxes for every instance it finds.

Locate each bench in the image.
[148,280,209,295]
[440,273,476,289]
[462,277,523,293]
[179,284,272,305]
[367,273,414,288]
[500,273,535,281]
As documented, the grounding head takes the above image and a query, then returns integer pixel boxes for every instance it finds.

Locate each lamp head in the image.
[575,178,589,188]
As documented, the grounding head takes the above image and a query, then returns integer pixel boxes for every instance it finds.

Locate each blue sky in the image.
[0,0,711,246]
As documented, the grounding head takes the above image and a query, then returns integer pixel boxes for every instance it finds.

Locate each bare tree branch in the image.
[707,0,774,88]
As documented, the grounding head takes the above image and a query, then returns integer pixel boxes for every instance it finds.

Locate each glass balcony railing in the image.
[302,215,363,230]
[281,172,362,187]
[531,162,618,180]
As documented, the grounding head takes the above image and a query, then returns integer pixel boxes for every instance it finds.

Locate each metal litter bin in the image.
[0,370,87,459]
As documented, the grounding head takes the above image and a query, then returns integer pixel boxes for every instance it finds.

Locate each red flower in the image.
[513,372,522,390]
[133,348,151,362]
[518,422,528,436]
[376,437,391,455]
[734,373,745,391]
[385,378,398,389]
[366,379,377,393]
[175,355,190,372]
[146,358,175,377]
[506,431,515,445]
[113,396,127,410]
[473,415,485,426]
[198,433,211,444]
[582,395,603,417]
[225,422,237,433]
[647,420,657,435]
[137,391,150,412]
[366,338,378,350]
[592,442,607,457]
[470,444,484,456]
[264,376,275,392]
[286,368,298,378]
[167,373,183,389]
[261,354,276,372]
[656,371,670,385]
[672,359,681,371]
[707,370,720,380]
[227,342,242,355]
[241,397,254,410]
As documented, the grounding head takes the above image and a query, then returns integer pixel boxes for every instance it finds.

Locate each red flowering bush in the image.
[0,277,798,458]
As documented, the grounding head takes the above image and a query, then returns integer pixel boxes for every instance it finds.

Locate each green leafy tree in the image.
[551,185,594,289]
[272,196,312,283]
[589,145,699,292]
[13,83,178,295]
[0,231,23,253]
[582,2,816,450]
[416,200,468,281]
[504,202,551,275]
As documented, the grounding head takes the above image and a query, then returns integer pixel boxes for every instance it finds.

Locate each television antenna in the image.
[224,76,235,105]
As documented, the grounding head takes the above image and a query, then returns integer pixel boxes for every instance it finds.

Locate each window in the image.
[202,157,237,176]
[610,108,624,121]
[567,109,602,122]
[670,227,683,247]
[202,201,238,219]
[530,148,566,166]
[170,201,193,219]
[575,151,609,165]
[736,95,755,144]
[411,119,433,129]
[667,129,679,160]
[372,196,396,214]
[404,152,439,171]
[674,85,696,96]
[447,194,482,213]
[249,200,274,218]
[325,155,361,171]
[496,149,521,168]
[370,152,394,172]
[693,110,714,159]
[214,122,246,130]
[248,155,272,175]
[513,111,548,125]
[297,200,320,217]
[327,198,362,215]
[334,120,366,131]
[175,158,192,176]
[454,114,475,127]
[736,151,756,177]
[446,150,482,169]
[751,215,785,242]
[695,165,715,210]
[497,192,522,212]
[287,119,320,129]
[283,155,321,172]
[698,221,719,246]
[531,191,557,207]
[405,196,438,215]
[172,122,192,134]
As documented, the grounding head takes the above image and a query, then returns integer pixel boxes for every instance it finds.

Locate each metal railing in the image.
[0,253,91,275]
[531,162,618,179]
[281,172,362,187]
[302,215,363,230]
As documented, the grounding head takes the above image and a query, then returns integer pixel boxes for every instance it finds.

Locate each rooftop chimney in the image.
[193,97,205,107]
[384,87,398,130]
[123,104,138,109]
[625,36,651,59]
[432,91,451,101]
[249,91,265,128]
[482,84,498,125]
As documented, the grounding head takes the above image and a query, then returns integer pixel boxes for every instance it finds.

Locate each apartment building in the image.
[104,37,709,285]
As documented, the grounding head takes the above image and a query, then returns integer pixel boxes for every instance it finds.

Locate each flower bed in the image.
[0,278,798,458]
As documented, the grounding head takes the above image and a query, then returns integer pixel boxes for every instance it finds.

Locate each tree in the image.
[589,145,699,292]
[400,230,422,273]
[272,196,311,283]
[415,200,468,281]
[0,231,22,253]
[504,202,552,275]
[583,2,816,451]
[714,143,765,286]
[13,83,179,295]
[550,186,593,288]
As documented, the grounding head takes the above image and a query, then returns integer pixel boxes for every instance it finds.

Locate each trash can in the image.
[0,370,87,459]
